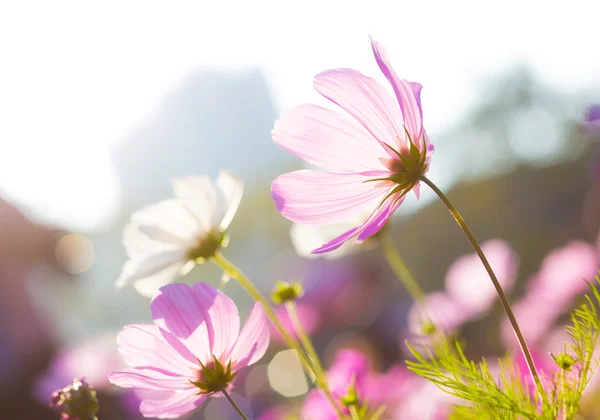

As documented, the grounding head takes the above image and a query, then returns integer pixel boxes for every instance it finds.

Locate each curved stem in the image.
[220,386,249,420]
[379,231,426,303]
[211,252,344,419]
[285,301,327,382]
[419,175,547,403]
[349,405,361,420]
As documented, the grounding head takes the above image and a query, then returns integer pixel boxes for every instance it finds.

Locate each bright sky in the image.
[0,0,598,231]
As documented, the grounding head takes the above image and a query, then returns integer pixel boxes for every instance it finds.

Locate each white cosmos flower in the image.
[116,171,243,297]
[290,217,377,260]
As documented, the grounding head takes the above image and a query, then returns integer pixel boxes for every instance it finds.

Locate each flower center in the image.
[190,357,237,394]
[187,230,227,262]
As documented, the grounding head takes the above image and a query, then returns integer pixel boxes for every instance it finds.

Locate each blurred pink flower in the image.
[108,283,269,418]
[530,241,598,305]
[502,292,556,351]
[301,349,371,420]
[513,349,556,398]
[393,378,459,419]
[272,36,433,254]
[116,171,243,297]
[407,291,469,335]
[584,104,600,131]
[270,302,321,344]
[502,241,598,350]
[445,240,518,316]
[301,349,415,419]
[35,334,124,403]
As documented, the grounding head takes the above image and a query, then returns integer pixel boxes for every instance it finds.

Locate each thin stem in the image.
[379,230,426,303]
[349,405,361,420]
[220,386,249,420]
[419,175,548,403]
[285,301,327,382]
[379,231,444,337]
[211,252,344,420]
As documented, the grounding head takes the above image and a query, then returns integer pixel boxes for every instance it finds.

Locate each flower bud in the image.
[271,281,304,304]
[551,352,576,371]
[50,378,99,420]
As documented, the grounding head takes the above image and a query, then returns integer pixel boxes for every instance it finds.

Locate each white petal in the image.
[216,170,244,230]
[130,199,200,244]
[116,251,185,291]
[132,261,188,298]
[123,223,179,259]
[171,176,224,231]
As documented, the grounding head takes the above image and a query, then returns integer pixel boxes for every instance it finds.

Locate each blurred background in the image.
[1,1,599,418]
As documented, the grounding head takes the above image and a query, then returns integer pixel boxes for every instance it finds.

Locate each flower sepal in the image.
[191,356,238,394]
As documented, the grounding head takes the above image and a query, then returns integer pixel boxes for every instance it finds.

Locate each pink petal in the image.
[313,68,405,156]
[228,303,270,369]
[116,324,194,374]
[407,291,469,334]
[535,240,598,305]
[107,367,193,391]
[273,104,386,172]
[369,36,422,137]
[192,283,240,359]
[271,170,385,225]
[139,388,206,419]
[312,197,399,254]
[150,283,213,364]
[445,240,518,316]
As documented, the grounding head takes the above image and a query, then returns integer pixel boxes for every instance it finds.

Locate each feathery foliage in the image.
[406,273,600,419]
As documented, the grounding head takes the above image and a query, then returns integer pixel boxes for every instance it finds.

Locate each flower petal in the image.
[116,324,195,374]
[216,170,244,230]
[123,223,182,260]
[229,302,270,369]
[313,68,404,156]
[107,367,193,391]
[369,36,422,136]
[131,261,189,298]
[192,283,240,359]
[271,170,385,224]
[116,252,186,290]
[273,104,386,172]
[150,283,213,364]
[312,196,400,254]
[445,240,518,315]
[130,199,200,244]
[171,176,224,231]
[139,389,206,419]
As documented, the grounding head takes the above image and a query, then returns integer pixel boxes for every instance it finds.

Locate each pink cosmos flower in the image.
[108,283,269,419]
[502,241,598,350]
[301,349,372,420]
[407,291,469,336]
[445,240,518,316]
[272,37,433,254]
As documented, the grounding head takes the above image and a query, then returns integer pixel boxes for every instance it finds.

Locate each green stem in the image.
[419,175,547,403]
[220,386,250,420]
[379,230,426,303]
[349,405,360,420]
[285,301,327,382]
[211,252,344,420]
[379,231,444,337]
